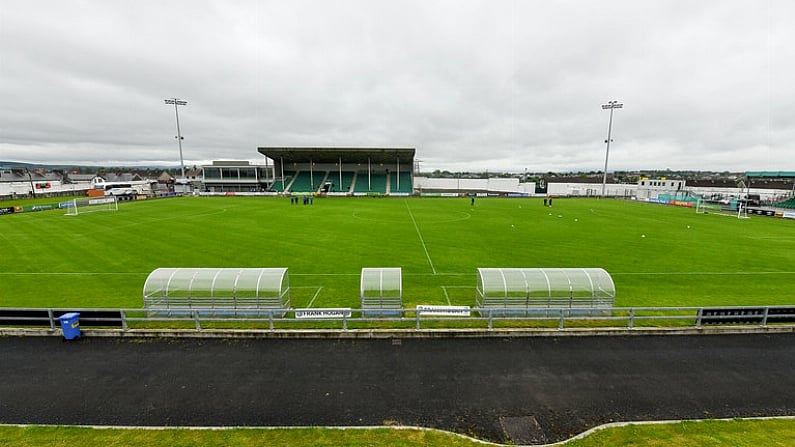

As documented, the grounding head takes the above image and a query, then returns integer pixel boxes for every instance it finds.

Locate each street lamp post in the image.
[164,98,187,181]
[601,100,623,197]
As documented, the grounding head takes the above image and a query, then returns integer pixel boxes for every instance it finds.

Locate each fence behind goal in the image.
[65,196,119,216]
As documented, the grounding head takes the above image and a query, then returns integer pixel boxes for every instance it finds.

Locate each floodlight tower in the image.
[601,100,623,197]
[164,98,187,181]
[736,177,750,218]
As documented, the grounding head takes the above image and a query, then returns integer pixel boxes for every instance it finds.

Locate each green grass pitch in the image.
[1,196,793,310]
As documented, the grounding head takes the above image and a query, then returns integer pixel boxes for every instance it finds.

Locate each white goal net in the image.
[65,196,119,216]
[695,198,748,219]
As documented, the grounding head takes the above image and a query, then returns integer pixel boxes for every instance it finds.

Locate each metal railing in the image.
[2,306,795,333]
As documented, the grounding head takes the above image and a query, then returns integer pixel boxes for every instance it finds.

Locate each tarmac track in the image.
[1,333,794,444]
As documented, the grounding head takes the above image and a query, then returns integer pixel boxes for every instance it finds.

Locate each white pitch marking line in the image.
[4,271,795,277]
[404,200,437,275]
[306,287,323,308]
[441,286,452,305]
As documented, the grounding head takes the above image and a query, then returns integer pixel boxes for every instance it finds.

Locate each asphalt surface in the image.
[1,333,794,444]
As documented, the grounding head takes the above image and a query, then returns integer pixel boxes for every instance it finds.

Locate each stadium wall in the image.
[0,180,92,200]
[547,182,633,197]
[547,182,681,198]
[684,186,791,203]
[414,177,535,194]
[547,182,793,202]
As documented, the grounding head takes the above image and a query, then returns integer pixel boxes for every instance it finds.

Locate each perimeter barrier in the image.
[1,306,795,332]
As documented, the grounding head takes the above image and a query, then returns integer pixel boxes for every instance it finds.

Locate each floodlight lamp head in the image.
[602,101,623,109]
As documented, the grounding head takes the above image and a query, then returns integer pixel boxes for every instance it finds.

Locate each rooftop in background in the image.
[258,147,415,164]
[746,171,795,178]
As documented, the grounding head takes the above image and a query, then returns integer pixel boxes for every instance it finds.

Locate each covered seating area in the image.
[258,147,415,195]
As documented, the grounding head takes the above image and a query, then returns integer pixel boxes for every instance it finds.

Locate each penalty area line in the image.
[440,286,452,305]
[306,287,324,308]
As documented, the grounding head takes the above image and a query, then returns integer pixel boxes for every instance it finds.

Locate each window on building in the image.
[221,168,237,180]
[239,168,255,179]
[204,168,222,179]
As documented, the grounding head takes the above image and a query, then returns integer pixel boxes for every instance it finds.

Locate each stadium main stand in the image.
[258,147,415,196]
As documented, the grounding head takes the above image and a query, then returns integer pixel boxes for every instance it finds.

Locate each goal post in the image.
[65,196,119,216]
[695,198,748,219]
[695,198,719,215]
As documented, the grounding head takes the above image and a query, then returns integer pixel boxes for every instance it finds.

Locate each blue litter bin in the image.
[58,312,81,340]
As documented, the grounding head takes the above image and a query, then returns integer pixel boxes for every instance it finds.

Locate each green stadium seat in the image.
[288,171,322,193]
[354,172,388,193]
[774,197,795,209]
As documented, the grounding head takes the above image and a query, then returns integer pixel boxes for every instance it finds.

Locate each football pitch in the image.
[1,196,793,310]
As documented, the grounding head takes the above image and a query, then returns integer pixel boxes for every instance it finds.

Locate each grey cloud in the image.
[0,0,792,173]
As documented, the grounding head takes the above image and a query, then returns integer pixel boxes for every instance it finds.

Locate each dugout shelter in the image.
[476,268,615,315]
[143,267,290,316]
[360,267,402,316]
[258,147,415,195]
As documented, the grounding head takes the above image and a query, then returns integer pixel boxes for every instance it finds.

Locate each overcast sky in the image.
[1,0,792,172]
